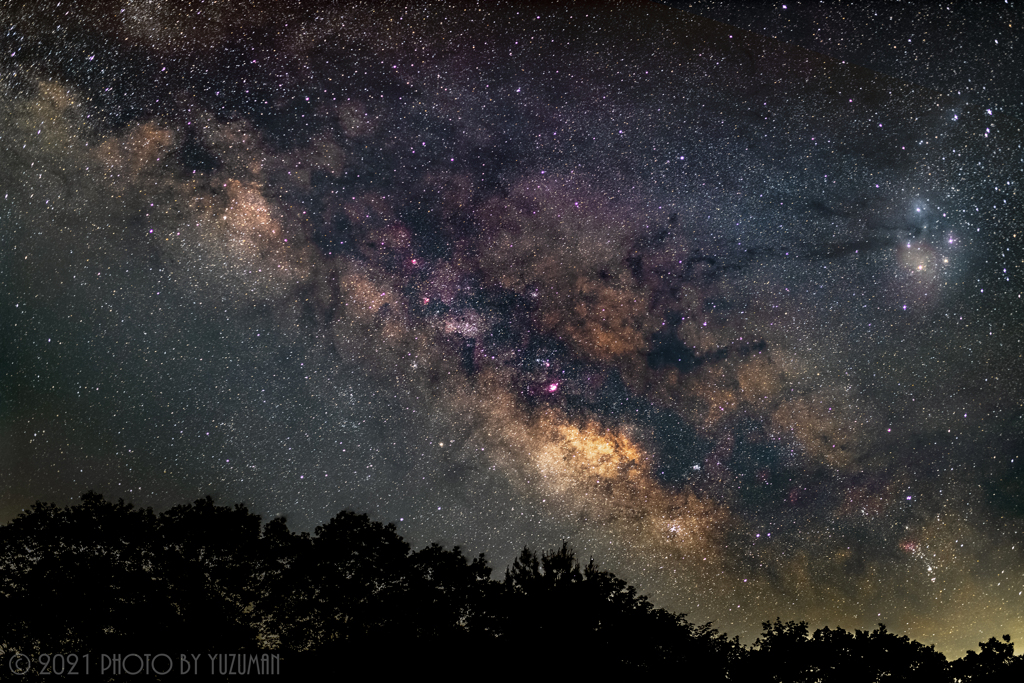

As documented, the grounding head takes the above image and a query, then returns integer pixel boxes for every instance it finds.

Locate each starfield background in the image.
[0,0,1021,659]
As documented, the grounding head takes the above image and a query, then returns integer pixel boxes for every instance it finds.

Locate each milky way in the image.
[1,0,1022,655]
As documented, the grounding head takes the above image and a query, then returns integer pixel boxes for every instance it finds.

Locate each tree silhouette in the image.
[406,542,494,639]
[0,493,175,654]
[739,619,951,682]
[951,634,1024,682]
[499,541,736,675]
[253,515,311,650]
[1,490,1020,680]
[500,542,591,662]
[151,496,265,652]
[857,623,948,682]
[744,618,819,682]
[272,509,411,655]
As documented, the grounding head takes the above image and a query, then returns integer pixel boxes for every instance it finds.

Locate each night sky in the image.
[1,0,1022,655]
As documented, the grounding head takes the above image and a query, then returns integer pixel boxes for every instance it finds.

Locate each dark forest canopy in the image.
[1,492,1021,680]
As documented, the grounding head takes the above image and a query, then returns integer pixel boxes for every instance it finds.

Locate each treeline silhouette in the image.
[0,492,1021,680]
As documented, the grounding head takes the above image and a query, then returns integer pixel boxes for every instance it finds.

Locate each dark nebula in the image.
[1,0,1021,655]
